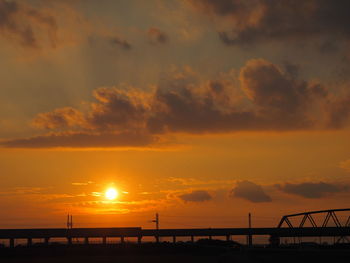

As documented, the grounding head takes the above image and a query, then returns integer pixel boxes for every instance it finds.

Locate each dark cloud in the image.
[2,59,346,148]
[230,181,271,203]
[147,27,169,44]
[277,182,343,198]
[110,36,132,50]
[188,0,350,46]
[187,0,249,16]
[239,59,328,129]
[282,62,300,79]
[87,87,148,130]
[0,0,58,48]
[147,72,258,133]
[148,59,327,133]
[1,132,158,149]
[178,190,212,202]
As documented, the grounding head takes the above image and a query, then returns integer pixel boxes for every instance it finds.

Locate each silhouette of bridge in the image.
[1,209,350,247]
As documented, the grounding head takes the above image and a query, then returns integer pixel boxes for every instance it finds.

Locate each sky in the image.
[1,0,350,231]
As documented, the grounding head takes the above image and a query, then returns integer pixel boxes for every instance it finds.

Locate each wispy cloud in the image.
[178,190,212,202]
[71,181,94,186]
[110,36,132,50]
[0,0,58,48]
[0,187,44,196]
[147,27,169,44]
[167,177,235,187]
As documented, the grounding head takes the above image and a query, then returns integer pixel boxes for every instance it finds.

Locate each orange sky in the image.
[1,0,350,230]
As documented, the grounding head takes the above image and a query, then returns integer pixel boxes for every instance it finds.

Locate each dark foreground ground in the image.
[1,241,350,263]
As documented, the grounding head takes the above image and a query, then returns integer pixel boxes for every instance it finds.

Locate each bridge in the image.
[0,209,349,247]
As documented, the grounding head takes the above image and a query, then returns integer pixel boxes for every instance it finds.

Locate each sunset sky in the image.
[1,0,350,230]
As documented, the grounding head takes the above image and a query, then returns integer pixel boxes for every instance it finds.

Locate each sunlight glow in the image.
[105,187,119,200]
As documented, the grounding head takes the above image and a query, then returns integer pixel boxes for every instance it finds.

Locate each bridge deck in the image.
[0,227,349,239]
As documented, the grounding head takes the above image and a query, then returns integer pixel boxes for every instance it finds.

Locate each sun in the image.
[105,187,119,200]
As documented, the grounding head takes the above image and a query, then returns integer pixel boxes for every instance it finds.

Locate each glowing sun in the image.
[105,187,119,200]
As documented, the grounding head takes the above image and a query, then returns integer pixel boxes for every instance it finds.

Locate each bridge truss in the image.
[277,208,350,243]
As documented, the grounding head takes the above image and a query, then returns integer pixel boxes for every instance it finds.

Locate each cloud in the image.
[32,107,85,129]
[230,181,271,203]
[71,181,94,186]
[148,59,327,133]
[73,199,168,214]
[110,36,132,50]
[168,177,235,187]
[187,0,350,46]
[277,182,343,198]
[0,187,44,196]
[0,0,58,48]
[147,73,256,133]
[239,59,328,129]
[178,190,212,202]
[147,27,169,44]
[87,87,148,130]
[2,59,347,149]
[2,132,158,149]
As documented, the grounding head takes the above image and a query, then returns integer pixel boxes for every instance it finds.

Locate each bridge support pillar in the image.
[226,235,230,241]
[247,234,252,247]
[172,236,176,243]
[102,237,107,245]
[84,237,89,245]
[155,236,159,243]
[44,237,50,246]
[191,236,194,243]
[9,238,14,248]
[121,236,125,243]
[27,238,32,247]
[269,235,280,247]
[137,236,142,244]
[209,235,212,240]
[67,237,72,245]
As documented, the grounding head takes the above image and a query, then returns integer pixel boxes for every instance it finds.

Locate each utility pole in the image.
[152,213,159,243]
[248,213,251,228]
[155,213,159,230]
[247,212,252,247]
[66,214,73,245]
[67,214,73,229]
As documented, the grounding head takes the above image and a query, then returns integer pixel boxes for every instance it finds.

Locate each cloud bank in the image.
[1,58,349,148]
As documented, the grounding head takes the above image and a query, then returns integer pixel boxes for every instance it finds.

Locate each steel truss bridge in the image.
[0,208,349,247]
[277,208,350,228]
